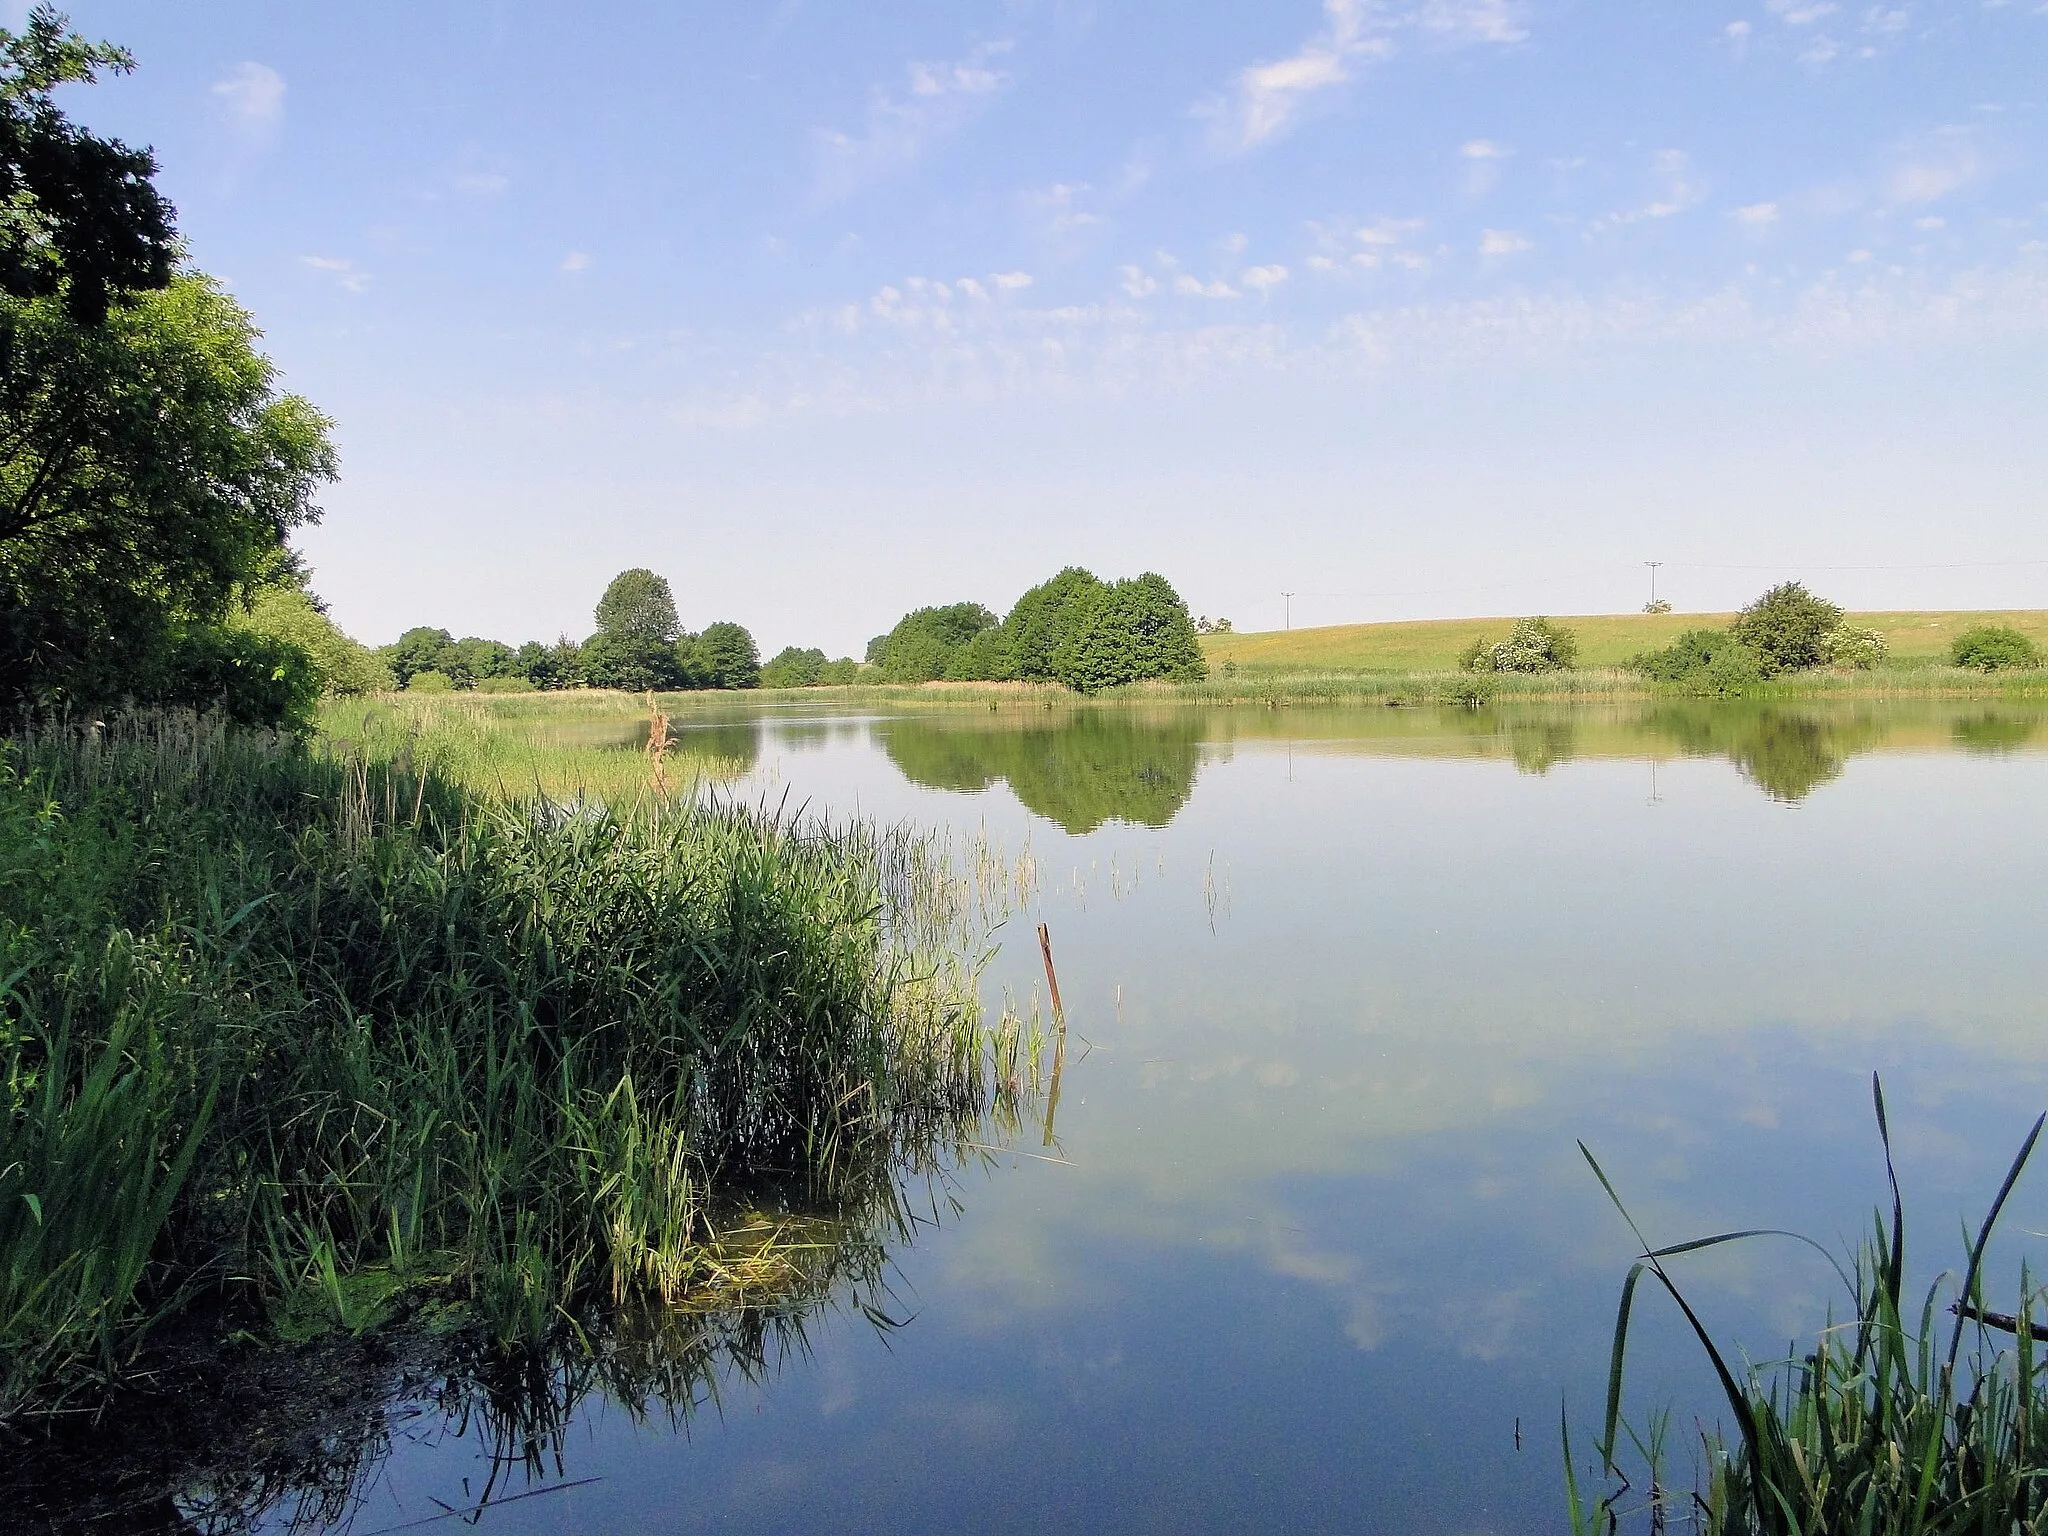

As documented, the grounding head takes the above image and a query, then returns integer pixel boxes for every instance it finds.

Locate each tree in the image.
[380,627,455,688]
[579,630,682,691]
[761,646,826,688]
[230,585,392,695]
[594,568,680,644]
[691,622,759,689]
[446,636,517,686]
[871,602,998,683]
[1,8,177,323]
[1053,573,1206,693]
[1,273,336,716]
[945,627,1015,681]
[1002,568,1105,681]
[1731,582,1843,675]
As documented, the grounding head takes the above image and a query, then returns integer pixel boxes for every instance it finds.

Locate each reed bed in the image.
[0,713,1005,1429]
[1573,1076,2048,1535]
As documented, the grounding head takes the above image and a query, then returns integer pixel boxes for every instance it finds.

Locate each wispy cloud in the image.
[212,62,285,128]
[1590,149,1707,231]
[1887,133,1981,205]
[1205,0,1526,153]
[454,171,511,198]
[1243,264,1290,293]
[301,255,369,294]
[1733,201,1781,225]
[1478,228,1531,257]
[814,43,1012,203]
[560,251,592,273]
[1306,216,1429,273]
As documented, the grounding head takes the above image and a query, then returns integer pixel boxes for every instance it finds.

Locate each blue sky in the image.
[44,0,2048,651]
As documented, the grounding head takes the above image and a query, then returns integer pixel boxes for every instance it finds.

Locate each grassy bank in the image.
[1201,609,2048,674]
[0,715,997,1429]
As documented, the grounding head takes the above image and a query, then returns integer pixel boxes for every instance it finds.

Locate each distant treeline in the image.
[382,568,763,692]
[863,568,1207,692]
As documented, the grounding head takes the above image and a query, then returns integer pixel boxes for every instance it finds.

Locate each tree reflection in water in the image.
[877,711,1203,833]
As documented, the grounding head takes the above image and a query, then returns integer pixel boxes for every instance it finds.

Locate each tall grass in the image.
[0,713,999,1427]
[1574,1075,2048,1534]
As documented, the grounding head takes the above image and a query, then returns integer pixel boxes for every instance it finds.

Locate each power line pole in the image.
[1282,592,1295,630]
[1644,561,1664,608]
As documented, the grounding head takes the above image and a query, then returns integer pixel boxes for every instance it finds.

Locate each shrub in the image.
[405,669,454,693]
[475,674,530,694]
[1819,624,1886,671]
[817,658,862,685]
[1630,627,1763,695]
[1461,617,1579,674]
[1642,598,1672,615]
[1951,624,2041,672]
[1731,582,1842,674]
[229,587,392,696]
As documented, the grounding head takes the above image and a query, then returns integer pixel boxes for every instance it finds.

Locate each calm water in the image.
[278,701,2048,1533]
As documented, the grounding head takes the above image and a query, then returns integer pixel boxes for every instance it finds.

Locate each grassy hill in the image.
[1200,611,2048,673]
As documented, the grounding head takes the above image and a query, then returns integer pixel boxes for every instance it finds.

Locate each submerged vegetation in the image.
[0,714,1009,1433]
[1574,1078,2048,1535]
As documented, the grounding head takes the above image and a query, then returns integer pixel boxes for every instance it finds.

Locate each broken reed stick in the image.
[1039,922,1068,1146]
[1954,1301,2048,1343]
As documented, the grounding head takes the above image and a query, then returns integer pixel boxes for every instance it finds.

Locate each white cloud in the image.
[1460,138,1509,159]
[814,42,1012,202]
[1768,0,1839,22]
[1591,149,1707,230]
[301,255,369,294]
[1206,0,1524,153]
[1799,34,1841,63]
[1733,201,1780,225]
[1724,19,1753,41]
[211,62,285,126]
[1120,265,1159,297]
[1175,274,1239,298]
[992,270,1034,291]
[1478,228,1531,256]
[1220,231,1250,254]
[1915,215,1945,230]
[560,251,592,273]
[1242,264,1290,292]
[1888,140,1981,205]
[1021,182,1103,240]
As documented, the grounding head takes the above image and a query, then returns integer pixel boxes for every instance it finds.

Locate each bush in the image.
[475,674,530,694]
[1461,617,1579,674]
[1731,582,1842,674]
[154,627,323,728]
[229,587,392,696]
[1819,624,1886,671]
[817,658,862,685]
[1951,624,2041,672]
[405,670,454,693]
[1630,627,1764,695]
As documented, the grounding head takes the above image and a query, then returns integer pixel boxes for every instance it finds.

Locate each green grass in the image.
[1576,1077,2048,1535]
[0,713,1001,1427]
[1202,610,2048,674]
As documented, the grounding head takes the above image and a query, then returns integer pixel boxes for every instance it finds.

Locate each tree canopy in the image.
[594,568,681,644]
[0,7,177,323]
[1051,573,1207,692]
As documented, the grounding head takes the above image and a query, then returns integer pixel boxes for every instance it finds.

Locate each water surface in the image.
[244,700,2048,1532]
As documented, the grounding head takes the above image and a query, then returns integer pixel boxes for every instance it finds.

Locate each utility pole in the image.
[1282,592,1295,630]
[1645,561,1664,608]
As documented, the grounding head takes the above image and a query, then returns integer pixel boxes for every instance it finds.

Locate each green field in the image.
[1201,610,2048,673]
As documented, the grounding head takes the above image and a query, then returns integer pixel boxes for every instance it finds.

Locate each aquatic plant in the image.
[0,712,1000,1424]
[1573,1076,2048,1535]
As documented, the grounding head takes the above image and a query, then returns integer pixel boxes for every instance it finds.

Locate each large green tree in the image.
[1003,566,1106,681]
[1,8,176,323]
[1,271,336,715]
[869,602,997,683]
[0,13,334,720]
[689,621,759,689]
[594,568,681,644]
[1053,573,1206,692]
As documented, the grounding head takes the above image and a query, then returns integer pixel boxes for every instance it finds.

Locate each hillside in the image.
[1199,611,2048,673]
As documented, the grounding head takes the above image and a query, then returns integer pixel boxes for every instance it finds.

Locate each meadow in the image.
[1199,609,2048,675]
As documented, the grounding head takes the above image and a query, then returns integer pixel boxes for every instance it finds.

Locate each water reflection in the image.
[866,699,2048,826]
[875,711,1203,833]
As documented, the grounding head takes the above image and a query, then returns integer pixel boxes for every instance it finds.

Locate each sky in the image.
[37,0,2048,652]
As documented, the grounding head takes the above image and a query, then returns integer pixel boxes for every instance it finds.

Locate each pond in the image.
[130,700,2048,1531]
